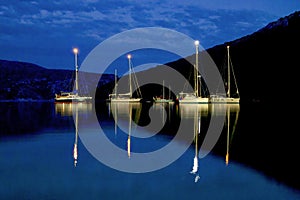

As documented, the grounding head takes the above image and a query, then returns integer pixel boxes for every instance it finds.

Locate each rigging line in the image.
[65,70,75,92]
[200,77,209,97]
[130,61,143,98]
[182,64,193,93]
[215,52,227,95]
[229,56,239,96]
[216,56,226,94]
[132,105,142,133]
[78,72,90,95]
[229,107,240,146]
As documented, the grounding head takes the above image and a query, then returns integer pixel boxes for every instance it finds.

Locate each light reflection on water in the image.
[0,102,299,199]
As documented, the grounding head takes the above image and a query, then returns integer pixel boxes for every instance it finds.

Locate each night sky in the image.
[1,0,299,71]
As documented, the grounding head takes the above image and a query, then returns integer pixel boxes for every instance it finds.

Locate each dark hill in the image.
[0,59,113,100]
[204,11,300,190]
[206,11,300,104]
[128,11,300,104]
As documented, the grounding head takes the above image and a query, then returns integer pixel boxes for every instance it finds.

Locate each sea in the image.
[0,101,300,199]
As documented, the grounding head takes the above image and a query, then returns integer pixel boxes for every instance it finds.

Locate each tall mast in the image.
[169,85,171,100]
[194,40,199,97]
[163,80,165,100]
[73,48,79,94]
[114,69,118,96]
[127,54,132,98]
[227,46,230,98]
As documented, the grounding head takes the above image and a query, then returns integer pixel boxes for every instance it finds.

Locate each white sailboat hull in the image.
[108,93,141,103]
[110,98,142,103]
[179,97,209,104]
[209,97,240,104]
[55,94,92,102]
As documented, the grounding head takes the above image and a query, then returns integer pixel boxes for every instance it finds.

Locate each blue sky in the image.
[0,0,299,71]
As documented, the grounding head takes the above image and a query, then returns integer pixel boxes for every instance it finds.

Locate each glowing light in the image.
[226,153,229,165]
[194,40,199,46]
[73,48,79,54]
[127,54,131,59]
[127,136,131,158]
[73,144,78,167]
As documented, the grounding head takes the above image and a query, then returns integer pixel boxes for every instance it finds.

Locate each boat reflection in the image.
[151,102,174,125]
[109,102,142,158]
[180,104,208,183]
[179,104,208,119]
[74,104,78,167]
[55,102,93,117]
[225,104,240,165]
[54,102,93,166]
[190,106,201,183]
[179,104,240,181]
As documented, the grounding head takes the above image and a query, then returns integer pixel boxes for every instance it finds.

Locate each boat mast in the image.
[73,48,79,94]
[169,85,171,100]
[127,54,132,98]
[227,46,230,98]
[194,40,199,97]
[163,80,165,100]
[114,69,118,97]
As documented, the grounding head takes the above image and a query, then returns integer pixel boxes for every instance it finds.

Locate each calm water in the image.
[0,102,300,199]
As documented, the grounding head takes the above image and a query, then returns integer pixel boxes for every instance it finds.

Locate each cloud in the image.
[194,18,218,31]
[82,0,99,4]
[1,0,295,70]
[17,9,107,29]
[105,6,136,25]
[30,1,38,5]
[19,18,34,25]
[1,0,270,43]
[236,21,253,28]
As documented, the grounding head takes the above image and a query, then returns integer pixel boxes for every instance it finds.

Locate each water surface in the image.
[0,102,299,199]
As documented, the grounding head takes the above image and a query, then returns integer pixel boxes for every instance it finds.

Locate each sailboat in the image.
[153,80,173,103]
[178,40,209,104]
[209,46,240,104]
[108,54,142,103]
[55,48,93,102]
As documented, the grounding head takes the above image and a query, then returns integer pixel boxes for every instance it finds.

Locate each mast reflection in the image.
[74,105,78,167]
[109,102,141,158]
[128,103,132,158]
[54,102,93,167]
[191,106,200,183]
[180,104,208,183]
[225,104,240,166]
[55,102,93,116]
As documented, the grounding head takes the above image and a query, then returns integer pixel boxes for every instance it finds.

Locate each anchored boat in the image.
[209,45,240,104]
[55,48,92,102]
[179,40,209,104]
[108,54,142,103]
